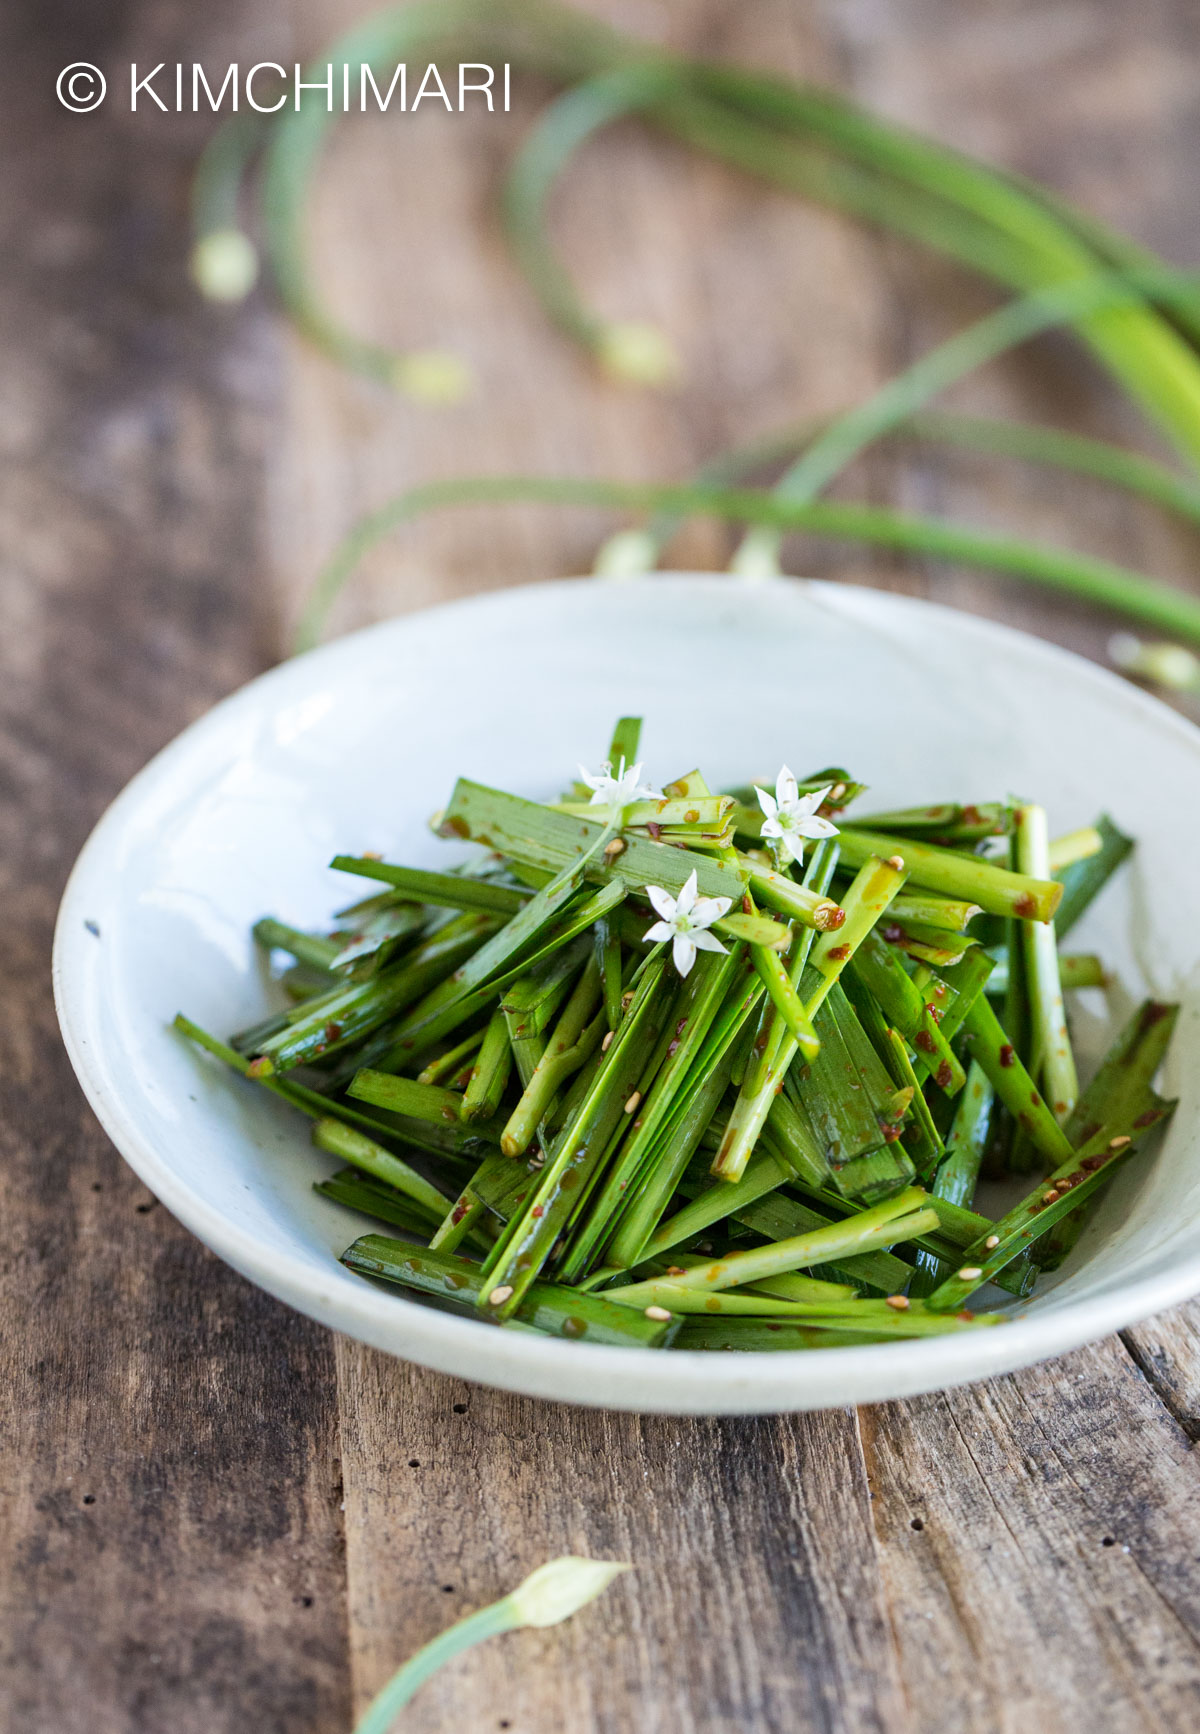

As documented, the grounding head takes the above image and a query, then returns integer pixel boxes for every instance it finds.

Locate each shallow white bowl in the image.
[53,576,1200,1413]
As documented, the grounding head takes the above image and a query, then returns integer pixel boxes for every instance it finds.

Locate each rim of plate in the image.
[52,575,1200,1413]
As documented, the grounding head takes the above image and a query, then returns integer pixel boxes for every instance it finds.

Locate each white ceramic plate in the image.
[53,576,1200,1413]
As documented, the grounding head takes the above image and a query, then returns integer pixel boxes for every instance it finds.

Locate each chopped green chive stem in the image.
[417,1026,487,1088]
[849,928,964,1094]
[806,855,907,1020]
[252,917,342,971]
[834,826,1061,923]
[1047,827,1103,873]
[329,856,528,915]
[481,962,671,1319]
[735,855,845,932]
[1063,1000,1178,1146]
[1015,803,1078,1122]
[883,889,982,933]
[610,1192,940,1302]
[988,952,1105,994]
[926,1099,1174,1310]
[311,1119,450,1221]
[908,1062,993,1296]
[460,1010,514,1121]
[752,943,820,1061]
[1054,814,1135,940]
[958,994,1074,1167]
[500,956,604,1156]
[343,1237,678,1349]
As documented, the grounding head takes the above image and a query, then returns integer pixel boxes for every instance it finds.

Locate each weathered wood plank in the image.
[335,1338,906,1733]
[0,4,349,1730]
[860,1336,1200,1734]
[1123,1301,1200,1443]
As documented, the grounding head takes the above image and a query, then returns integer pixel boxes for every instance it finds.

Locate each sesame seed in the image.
[886,854,905,871]
[1043,1190,1060,1204]
[604,838,626,858]
[487,1285,513,1305]
[601,1031,615,1052]
[957,1266,984,1281]
[624,1091,642,1114]
[985,1235,1000,1250]
[831,783,847,800]
[885,1295,910,1310]
[1108,1134,1131,1150]
[644,1306,673,1322]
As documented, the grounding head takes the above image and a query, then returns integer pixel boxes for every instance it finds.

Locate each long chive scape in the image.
[175,718,1175,1354]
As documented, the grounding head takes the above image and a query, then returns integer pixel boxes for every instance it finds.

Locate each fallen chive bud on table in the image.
[176,719,1175,1352]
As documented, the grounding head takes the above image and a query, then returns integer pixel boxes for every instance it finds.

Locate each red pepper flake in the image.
[742,893,754,916]
[822,906,848,931]
[925,1001,945,1024]
[325,1022,343,1043]
[999,1044,1015,1068]
[1015,893,1037,918]
[451,1201,469,1224]
[646,821,663,841]
[936,1061,954,1091]
[531,1205,544,1218]
[1030,1090,1041,1108]
[1133,1109,1159,1128]
[915,1030,937,1055]
[881,1122,902,1143]
[826,943,851,962]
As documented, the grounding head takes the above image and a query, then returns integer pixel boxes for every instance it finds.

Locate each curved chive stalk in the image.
[698,62,1200,472]
[190,111,264,302]
[350,1554,629,1734]
[258,1,486,400]
[1015,804,1077,1122]
[294,475,1200,660]
[732,268,1200,575]
[502,62,682,383]
[596,408,1200,577]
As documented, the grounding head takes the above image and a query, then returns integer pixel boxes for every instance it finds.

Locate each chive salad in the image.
[177,719,1175,1352]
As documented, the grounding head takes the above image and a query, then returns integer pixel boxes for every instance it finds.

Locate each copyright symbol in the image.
[57,63,106,113]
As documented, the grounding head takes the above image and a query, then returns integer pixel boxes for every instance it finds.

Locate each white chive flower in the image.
[755,766,839,864]
[579,756,662,811]
[643,870,732,978]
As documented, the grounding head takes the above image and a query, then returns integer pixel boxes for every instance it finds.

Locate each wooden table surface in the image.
[5,1,1200,1728]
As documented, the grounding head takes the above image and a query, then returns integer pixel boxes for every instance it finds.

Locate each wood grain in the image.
[8,0,1200,1728]
[0,4,347,1730]
[336,1343,907,1733]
